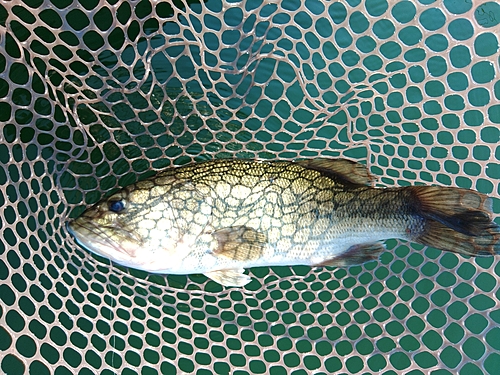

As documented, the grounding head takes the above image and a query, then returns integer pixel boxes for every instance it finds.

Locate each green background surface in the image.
[1,0,500,374]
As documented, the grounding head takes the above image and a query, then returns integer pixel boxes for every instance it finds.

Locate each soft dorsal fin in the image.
[295,158,373,186]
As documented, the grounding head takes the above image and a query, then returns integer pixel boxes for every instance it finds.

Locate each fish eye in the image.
[108,200,126,213]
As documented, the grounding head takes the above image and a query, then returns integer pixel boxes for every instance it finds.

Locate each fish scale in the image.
[68,158,500,286]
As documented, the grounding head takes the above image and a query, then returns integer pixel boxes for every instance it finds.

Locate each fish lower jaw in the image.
[84,242,140,264]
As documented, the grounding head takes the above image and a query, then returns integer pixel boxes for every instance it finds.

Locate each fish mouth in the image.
[67,218,142,260]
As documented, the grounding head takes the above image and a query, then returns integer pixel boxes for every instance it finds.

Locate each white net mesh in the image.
[1,0,499,374]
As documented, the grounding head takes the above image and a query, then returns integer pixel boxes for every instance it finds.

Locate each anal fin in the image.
[204,268,251,287]
[212,226,267,261]
[315,243,385,267]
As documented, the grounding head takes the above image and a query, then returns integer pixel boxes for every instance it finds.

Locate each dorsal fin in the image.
[295,158,373,186]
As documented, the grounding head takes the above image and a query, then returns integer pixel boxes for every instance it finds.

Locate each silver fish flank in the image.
[68,159,500,286]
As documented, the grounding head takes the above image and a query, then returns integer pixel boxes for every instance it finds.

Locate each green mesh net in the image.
[1,0,500,374]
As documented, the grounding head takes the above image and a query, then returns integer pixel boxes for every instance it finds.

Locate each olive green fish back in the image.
[1,1,499,375]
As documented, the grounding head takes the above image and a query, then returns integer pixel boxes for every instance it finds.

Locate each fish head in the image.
[67,191,146,266]
[67,181,213,272]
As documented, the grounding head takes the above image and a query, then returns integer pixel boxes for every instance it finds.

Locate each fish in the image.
[67,158,500,287]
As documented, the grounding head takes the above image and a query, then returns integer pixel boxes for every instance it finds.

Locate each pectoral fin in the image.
[315,243,385,267]
[204,268,252,287]
[212,226,267,261]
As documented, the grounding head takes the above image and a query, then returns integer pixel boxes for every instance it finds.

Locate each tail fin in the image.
[409,186,500,256]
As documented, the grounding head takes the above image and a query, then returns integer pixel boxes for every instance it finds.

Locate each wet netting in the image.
[1,0,500,374]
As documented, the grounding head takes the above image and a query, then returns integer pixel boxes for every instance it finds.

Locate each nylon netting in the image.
[1,0,499,374]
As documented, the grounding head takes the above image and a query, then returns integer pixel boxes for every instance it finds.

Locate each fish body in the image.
[68,159,500,286]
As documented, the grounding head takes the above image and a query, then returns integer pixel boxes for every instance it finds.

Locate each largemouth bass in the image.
[68,159,500,286]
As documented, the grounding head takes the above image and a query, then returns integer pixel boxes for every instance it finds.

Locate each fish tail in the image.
[409,186,500,256]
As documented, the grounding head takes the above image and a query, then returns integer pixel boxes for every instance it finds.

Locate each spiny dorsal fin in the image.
[212,226,267,261]
[295,158,373,186]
